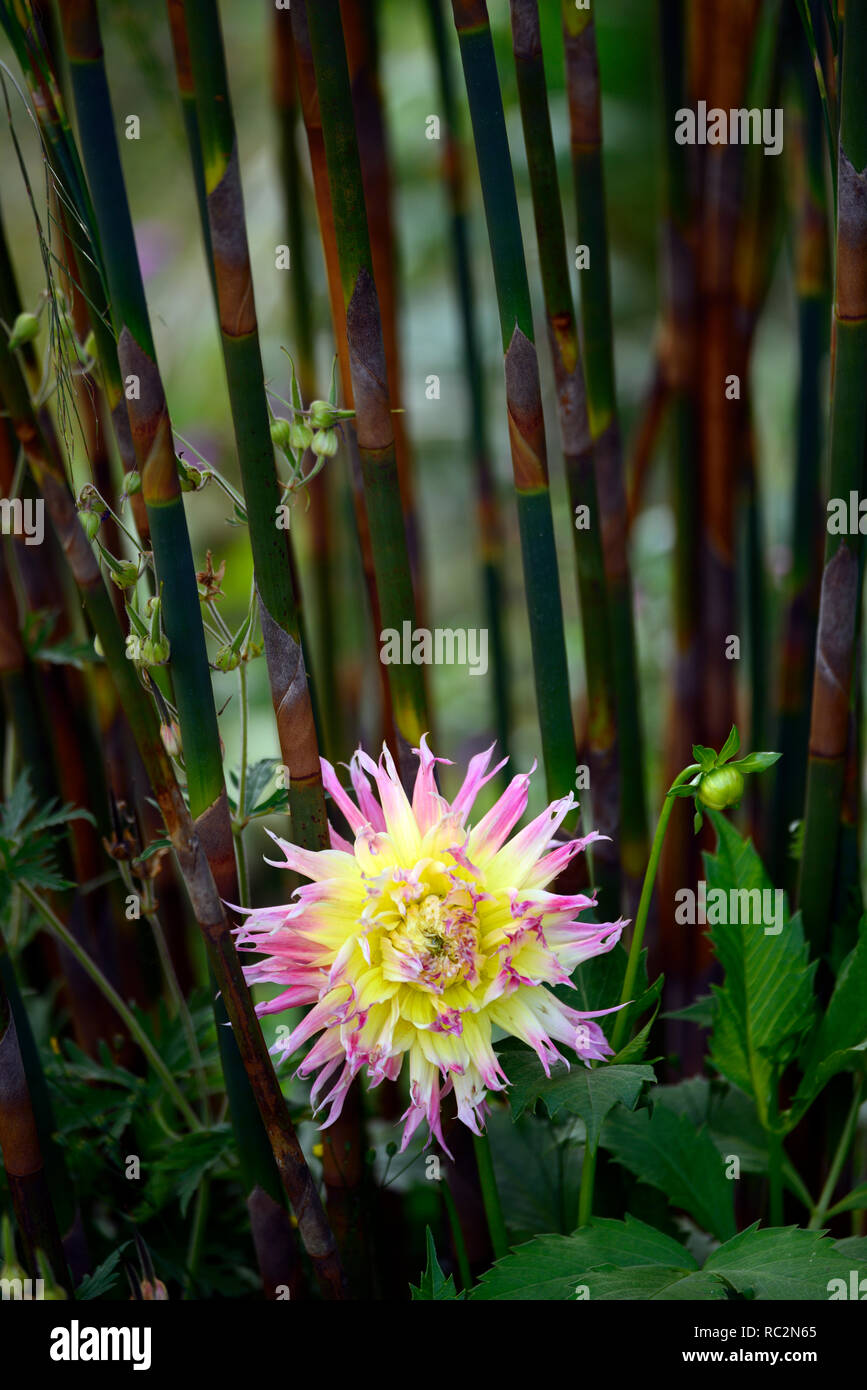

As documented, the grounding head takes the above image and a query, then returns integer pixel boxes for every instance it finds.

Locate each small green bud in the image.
[311,428,339,458]
[177,458,210,491]
[288,420,314,451]
[160,721,182,757]
[269,418,293,451]
[125,634,141,663]
[83,329,97,360]
[141,636,170,666]
[125,470,141,495]
[109,560,140,591]
[214,645,241,672]
[697,766,744,811]
[309,399,338,429]
[93,634,104,659]
[81,510,100,541]
[8,311,39,349]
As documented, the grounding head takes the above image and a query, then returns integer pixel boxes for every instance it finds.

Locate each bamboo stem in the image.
[451,0,576,805]
[509,0,620,910]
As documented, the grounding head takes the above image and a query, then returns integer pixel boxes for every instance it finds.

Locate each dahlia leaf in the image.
[472,1219,859,1300]
[792,914,867,1119]
[601,1102,736,1241]
[76,1244,131,1300]
[486,1109,582,1239]
[569,1266,726,1300]
[409,1228,461,1300]
[825,1182,867,1217]
[501,1049,654,1150]
[702,1224,861,1300]
[470,1214,696,1300]
[704,812,816,1123]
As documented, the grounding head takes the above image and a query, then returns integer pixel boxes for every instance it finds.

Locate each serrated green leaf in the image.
[602,1102,736,1240]
[704,813,816,1123]
[826,1182,867,1218]
[833,1236,867,1262]
[473,1219,858,1302]
[470,1215,696,1301]
[502,1050,654,1150]
[578,1265,727,1300]
[487,1108,581,1240]
[704,1224,859,1300]
[76,1244,130,1300]
[409,1228,461,1300]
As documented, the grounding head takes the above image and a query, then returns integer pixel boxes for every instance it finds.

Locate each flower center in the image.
[388,891,480,991]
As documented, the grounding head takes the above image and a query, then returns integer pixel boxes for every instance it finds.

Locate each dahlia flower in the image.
[236,739,627,1153]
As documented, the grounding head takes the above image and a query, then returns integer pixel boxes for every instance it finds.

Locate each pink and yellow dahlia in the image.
[236,739,627,1153]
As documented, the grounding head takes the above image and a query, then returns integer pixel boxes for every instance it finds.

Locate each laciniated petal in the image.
[520,832,603,890]
[467,768,533,863]
[321,757,369,834]
[262,827,360,883]
[348,751,387,830]
[411,733,451,833]
[356,746,422,863]
[451,743,508,822]
[484,793,578,890]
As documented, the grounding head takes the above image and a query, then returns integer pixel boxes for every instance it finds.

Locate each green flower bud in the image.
[269,418,293,451]
[125,470,141,495]
[141,636,170,666]
[93,634,104,659]
[125,634,141,663]
[81,510,100,542]
[311,428,339,458]
[698,765,744,810]
[177,458,210,491]
[109,560,140,591]
[160,721,182,757]
[309,399,338,429]
[214,645,241,672]
[8,311,39,349]
[288,420,314,451]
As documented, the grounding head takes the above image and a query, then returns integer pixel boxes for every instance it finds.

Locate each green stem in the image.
[235,661,250,908]
[473,1131,507,1260]
[22,884,202,1132]
[611,763,701,1054]
[578,1141,597,1228]
[767,1080,784,1227]
[184,1175,211,1297]
[809,1075,864,1229]
[146,907,209,1120]
[441,1179,472,1293]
